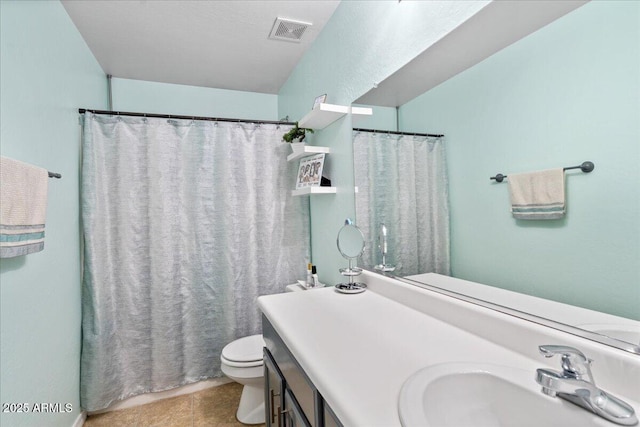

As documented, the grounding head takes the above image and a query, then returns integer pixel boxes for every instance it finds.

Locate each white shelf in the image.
[288,104,372,195]
[351,106,373,117]
[287,144,331,162]
[298,103,349,129]
[292,186,337,197]
[298,103,373,130]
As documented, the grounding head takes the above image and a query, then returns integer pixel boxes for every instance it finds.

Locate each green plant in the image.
[282,122,314,143]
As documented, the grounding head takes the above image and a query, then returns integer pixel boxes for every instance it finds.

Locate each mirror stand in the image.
[336,219,367,294]
[336,259,366,294]
[374,253,396,272]
[374,223,396,272]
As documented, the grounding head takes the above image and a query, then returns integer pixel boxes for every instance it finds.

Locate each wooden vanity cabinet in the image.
[264,348,285,427]
[263,315,343,427]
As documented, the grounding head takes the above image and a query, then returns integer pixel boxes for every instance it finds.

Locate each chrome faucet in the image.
[536,345,638,425]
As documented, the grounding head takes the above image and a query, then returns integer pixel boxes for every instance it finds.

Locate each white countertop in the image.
[258,283,539,426]
[259,272,640,426]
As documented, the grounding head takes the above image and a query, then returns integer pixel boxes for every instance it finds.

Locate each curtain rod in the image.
[78,109,296,126]
[353,127,444,138]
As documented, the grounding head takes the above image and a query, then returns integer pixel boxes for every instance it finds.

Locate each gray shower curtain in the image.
[80,113,309,411]
[353,131,450,276]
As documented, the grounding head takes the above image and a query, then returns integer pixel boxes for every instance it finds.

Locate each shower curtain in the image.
[80,113,309,411]
[353,131,450,277]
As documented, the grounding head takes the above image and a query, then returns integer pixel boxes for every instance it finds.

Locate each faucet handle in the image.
[539,345,588,360]
[538,345,594,382]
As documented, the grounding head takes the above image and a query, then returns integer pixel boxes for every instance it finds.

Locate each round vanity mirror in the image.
[335,219,367,294]
[337,219,365,260]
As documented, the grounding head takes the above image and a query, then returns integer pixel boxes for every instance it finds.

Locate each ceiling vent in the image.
[268,18,311,43]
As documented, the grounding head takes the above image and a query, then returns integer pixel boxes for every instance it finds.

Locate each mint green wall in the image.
[399,1,639,319]
[278,1,487,285]
[0,1,106,426]
[112,78,278,120]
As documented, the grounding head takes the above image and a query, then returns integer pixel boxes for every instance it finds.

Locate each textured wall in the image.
[0,1,106,426]
[111,78,278,121]
[399,1,639,319]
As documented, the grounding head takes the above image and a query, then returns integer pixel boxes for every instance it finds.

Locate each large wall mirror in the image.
[352,1,639,353]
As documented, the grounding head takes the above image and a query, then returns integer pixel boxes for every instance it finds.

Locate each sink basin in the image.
[398,362,615,427]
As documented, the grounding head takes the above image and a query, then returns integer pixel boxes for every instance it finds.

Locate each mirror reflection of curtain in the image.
[80,113,309,411]
[353,131,450,276]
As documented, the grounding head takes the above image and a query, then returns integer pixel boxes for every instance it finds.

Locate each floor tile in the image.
[84,382,265,427]
[84,406,140,427]
[193,382,243,426]
[137,394,193,427]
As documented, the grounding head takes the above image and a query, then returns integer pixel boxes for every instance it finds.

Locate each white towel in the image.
[0,156,49,257]
[508,168,565,220]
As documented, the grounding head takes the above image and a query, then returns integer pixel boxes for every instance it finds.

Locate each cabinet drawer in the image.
[263,315,318,426]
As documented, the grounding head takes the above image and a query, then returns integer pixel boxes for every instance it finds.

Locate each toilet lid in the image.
[221,334,265,363]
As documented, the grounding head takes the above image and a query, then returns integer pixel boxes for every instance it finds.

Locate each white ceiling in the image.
[62,0,341,94]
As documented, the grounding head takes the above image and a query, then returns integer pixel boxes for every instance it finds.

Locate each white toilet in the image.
[220,334,266,424]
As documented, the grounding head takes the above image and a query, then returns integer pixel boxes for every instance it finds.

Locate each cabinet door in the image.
[284,388,311,427]
[323,402,343,427]
[264,315,318,425]
[265,349,284,427]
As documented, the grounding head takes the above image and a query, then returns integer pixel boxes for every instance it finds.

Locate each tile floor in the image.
[84,382,265,427]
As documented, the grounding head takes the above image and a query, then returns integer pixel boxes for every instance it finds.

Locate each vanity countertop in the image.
[258,280,542,426]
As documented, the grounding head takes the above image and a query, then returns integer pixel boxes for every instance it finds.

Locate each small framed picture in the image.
[296,154,325,189]
[313,94,327,109]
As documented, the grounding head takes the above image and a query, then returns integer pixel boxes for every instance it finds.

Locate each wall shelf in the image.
[298,103,349,129]
[298,103,374,130]
[287,144,331,162]
[292,186,337,197]
[289,103,372,196]
[351,106,373,117]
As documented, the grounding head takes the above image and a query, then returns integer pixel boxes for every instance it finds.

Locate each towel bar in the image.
[490,161,594,183]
